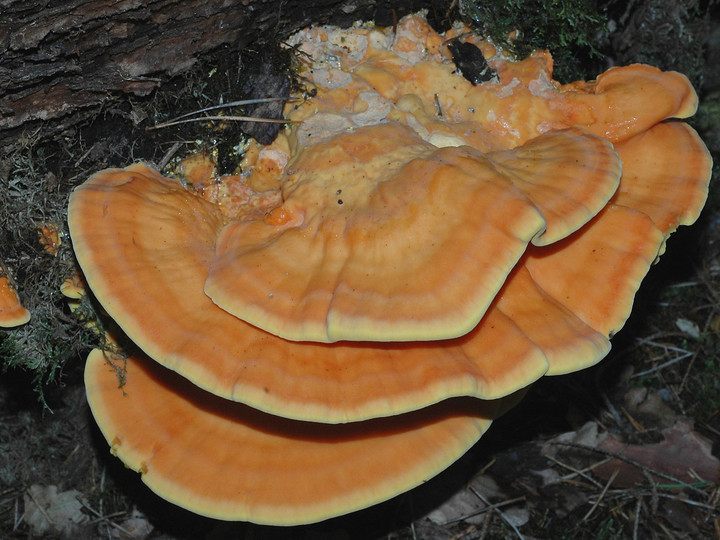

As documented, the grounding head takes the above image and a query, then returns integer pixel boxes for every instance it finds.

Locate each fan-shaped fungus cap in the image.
[199,13,695,343]
[68,162,551,422]
[556,64,699,143]
[68,127,622,421]
[503,121,711,375]
[612,122,712,237]
[67,125,688,420]
[0,276,30,327]
[205,124,620,342]
[500,122,710,377]
[85,347,520,524]
[75,12,713,524]
[69,13,711,422]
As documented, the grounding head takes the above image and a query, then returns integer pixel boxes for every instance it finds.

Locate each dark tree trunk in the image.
[0,0,453,154]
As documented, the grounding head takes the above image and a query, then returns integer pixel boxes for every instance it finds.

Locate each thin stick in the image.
[679,349,700,393]
[170,97,299,120]
[468,487,525,539]
[632,351,694,378]
[632,497,642,540]
[544,453,604,487]
[478,458,496,475]
[581,468,618,522]
[552,442,709,497]
[24,488,53,529]
[79,500,133,536]
[157,141,183,171]
[148,115,297,131]
[441,495,526,525]
[448,524,477,540]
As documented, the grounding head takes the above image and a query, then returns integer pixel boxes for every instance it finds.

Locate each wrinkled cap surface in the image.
[206,124,621,343]
[69,144,623,422]
[286,16,699,151]
[67,135,683,422]
[69,163,549,422]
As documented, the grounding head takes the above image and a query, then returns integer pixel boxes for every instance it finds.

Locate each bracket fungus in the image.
[70,14,711,525]
[86,349,522,524]
[0,275,30,327]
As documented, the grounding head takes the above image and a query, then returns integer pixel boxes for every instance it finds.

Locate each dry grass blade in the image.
[148,97,301,130]
[632,497,642,540]
[632,351,695,378]
[440,496,526,526]
[148,115,297,130]
[655,492,718,510]
[469,486,525,539]
[581,468,619,522]
[544,453,606,487]
[79,500,132,536]
[170,97,299,120]
[553,442,711,497]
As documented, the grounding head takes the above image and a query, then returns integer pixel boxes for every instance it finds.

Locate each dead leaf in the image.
[503,506,530,527]
[23,484,88,537]
[540,421,604,460]
[675,317,700,338]
[427,475,510,525]
[661,498,700,535]
[594,420,720,487]
[427,489,488,525]
[111,508,154,539]
[624,388,680,429]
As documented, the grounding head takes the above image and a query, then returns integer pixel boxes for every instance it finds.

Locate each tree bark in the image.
[0,0,452,154]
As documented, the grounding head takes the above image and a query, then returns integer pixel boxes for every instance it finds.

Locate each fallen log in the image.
[0,0,451,154]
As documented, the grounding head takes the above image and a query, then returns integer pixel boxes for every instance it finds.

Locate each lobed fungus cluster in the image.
[69,14,711,525]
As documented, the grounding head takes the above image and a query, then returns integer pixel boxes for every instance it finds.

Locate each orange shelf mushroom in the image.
[69,133,624,421]
[206,125,620,343]
[0,275,30,328]
[68,162,549,421]
[71,13,711,525]
[86,348,520,524]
